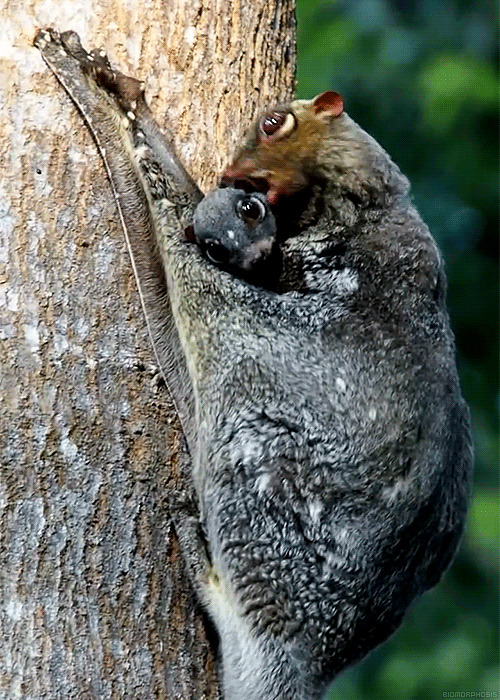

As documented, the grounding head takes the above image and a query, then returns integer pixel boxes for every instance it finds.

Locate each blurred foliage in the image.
[295,0,499,698]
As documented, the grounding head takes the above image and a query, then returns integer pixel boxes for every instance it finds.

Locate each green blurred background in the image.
[294,1,499,698]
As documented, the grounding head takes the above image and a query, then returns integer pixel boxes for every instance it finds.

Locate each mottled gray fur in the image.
[35,30,473,700]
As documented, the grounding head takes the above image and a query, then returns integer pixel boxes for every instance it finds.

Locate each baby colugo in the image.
[191,188,280,287]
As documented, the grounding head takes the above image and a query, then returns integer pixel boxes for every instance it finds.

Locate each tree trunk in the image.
[0,2,295,697]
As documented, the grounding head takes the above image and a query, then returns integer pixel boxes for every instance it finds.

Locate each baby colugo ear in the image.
[312,91,344,119]
[184,223,196,242]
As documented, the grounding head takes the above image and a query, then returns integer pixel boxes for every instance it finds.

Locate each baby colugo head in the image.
[192,188,280,286]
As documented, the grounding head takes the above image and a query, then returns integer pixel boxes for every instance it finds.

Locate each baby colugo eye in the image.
[205,240,230,265]
[237,195,266,225]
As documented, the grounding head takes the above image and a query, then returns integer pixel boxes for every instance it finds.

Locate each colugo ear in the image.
[184,223,196,242]
[312,91,344,119]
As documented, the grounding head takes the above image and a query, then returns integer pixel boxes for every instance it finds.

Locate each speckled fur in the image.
[35,32,473,700]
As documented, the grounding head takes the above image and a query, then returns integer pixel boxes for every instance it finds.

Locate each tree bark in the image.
[0,2,295,698]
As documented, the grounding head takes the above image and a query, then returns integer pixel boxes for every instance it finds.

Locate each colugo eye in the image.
[237,196,266,225]
[205,240,229,265]
[259,111,296,140]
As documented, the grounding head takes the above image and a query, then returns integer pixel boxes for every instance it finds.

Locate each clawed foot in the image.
[34,28,146,120]
[169,492,212,588]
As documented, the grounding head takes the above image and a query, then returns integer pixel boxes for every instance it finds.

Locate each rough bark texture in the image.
[0,1,295,698]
